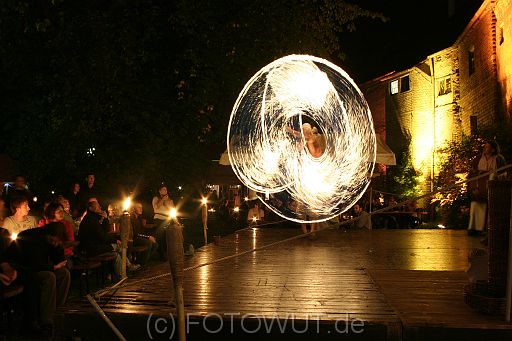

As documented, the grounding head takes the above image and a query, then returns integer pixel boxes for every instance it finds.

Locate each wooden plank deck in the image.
[58,225,512,340]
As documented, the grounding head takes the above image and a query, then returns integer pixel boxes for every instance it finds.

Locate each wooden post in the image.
[202,203,208,245]
[166,219,185,341]
[487,180,512,297]
[120,212,130,279]
[506,185,512,322]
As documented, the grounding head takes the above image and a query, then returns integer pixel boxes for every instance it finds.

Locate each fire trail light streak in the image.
[227,55,376,223]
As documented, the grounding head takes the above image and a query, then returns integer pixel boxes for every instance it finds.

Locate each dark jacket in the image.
[77,212,115,257]
[10,228,65,272]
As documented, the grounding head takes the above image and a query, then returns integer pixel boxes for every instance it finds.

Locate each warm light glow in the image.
[122,197,132,211]
[437,224,446,229]
[252,216,257,222]
[233,207,240,213]
[33,196,37,202]
[244,196,249,201]
[227,54,376,223]
[201,197,207,206]
[269,59,331,109]
[169,208,177,219]
[10,232,17,241]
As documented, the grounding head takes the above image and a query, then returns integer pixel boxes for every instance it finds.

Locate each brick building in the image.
[361,0,511,196]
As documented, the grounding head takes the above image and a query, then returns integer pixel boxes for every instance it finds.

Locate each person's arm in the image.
[0,262,17,286]
[152,196,164,210]
[286,125,302,138]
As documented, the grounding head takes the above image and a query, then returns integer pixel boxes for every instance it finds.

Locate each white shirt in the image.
[3,215,37,235]
[152,196,174,220]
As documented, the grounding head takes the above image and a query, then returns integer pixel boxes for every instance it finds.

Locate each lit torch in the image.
[201,197,208,245]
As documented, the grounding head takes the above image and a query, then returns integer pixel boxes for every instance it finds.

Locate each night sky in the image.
[341,0,484,83]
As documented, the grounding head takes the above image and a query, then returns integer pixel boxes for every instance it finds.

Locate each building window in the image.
[470,115,477,135]
[401,75,410,92]
[468,47,475,76]
[390,79,399,95]
[390,76,410,95]
[438,76,452,96]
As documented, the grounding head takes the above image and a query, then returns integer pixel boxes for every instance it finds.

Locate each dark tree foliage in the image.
[0,0,383,195]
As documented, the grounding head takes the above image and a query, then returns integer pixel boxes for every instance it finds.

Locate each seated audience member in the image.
[9,222,71,338]
[42,202,76,270]
[247,201,265,225]
[1,227,17,290]
[56,195,79,235]
[37,197,54,227]
[78,198,139,277]
[402,200,421,228]
[0,197,8,227]
[386,196,401,211]
[78,199,116,257]
[128,202,157,265]
[351,203,371,229]
[3,196,37,236]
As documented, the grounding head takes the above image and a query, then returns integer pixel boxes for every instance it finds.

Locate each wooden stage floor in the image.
[58,226,512,340]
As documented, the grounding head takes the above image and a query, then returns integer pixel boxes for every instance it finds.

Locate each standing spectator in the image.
[3,196,37,236]
[152,184,174,260]
[468,140,507,236]
[66,181,81,219]
[78,173,99,216]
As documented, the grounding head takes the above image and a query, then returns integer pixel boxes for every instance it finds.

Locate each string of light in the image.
[228,55,376,223]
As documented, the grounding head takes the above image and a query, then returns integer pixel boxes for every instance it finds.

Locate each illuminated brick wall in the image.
[455,0,498,134]
[361,0,511,198]
[495,0,512,123]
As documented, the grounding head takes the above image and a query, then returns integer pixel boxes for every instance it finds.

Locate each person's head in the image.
[107,204,120,217]
[158,184,168,198]
[87,197,102,213]
[302,123,313,141]
[56,195,70,213]
[85,174,95,188]
[45,202,65,222]
[14,175,26,190]
[131,202,143,216]
[10,196,30,216]
[353,203,364,214]
[71,182,80,193]
[41,197,53,216]
[483,140,499,156]
[44,221,65,247]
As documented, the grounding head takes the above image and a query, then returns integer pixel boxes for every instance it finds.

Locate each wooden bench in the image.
[130,245,149,264]
[1,283,24,332]
[72,260,102,296]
